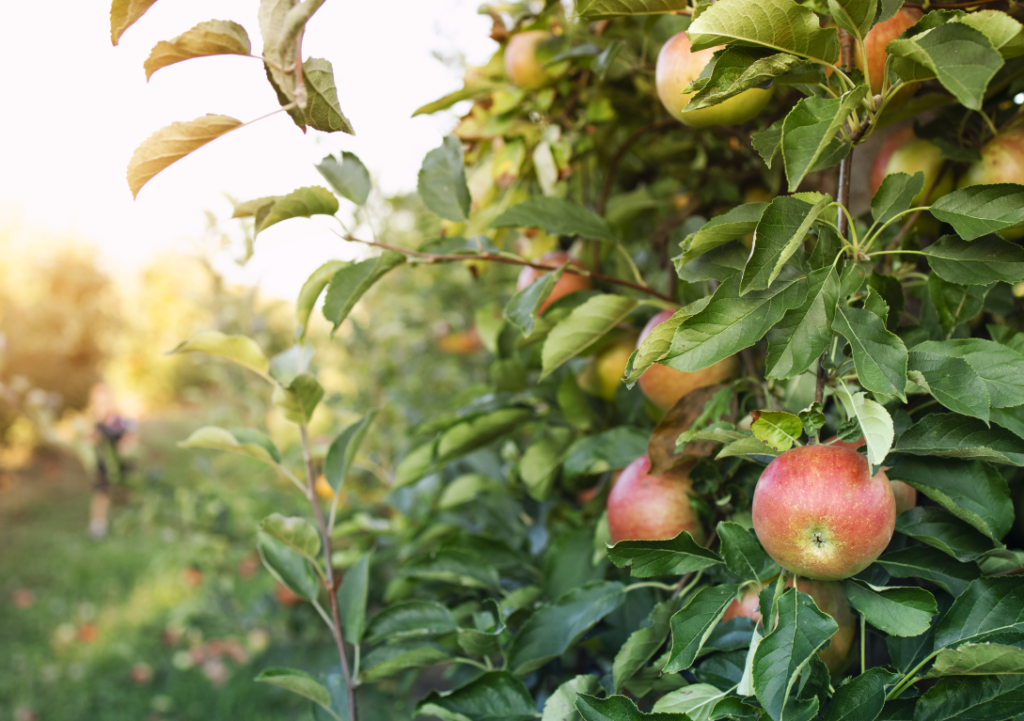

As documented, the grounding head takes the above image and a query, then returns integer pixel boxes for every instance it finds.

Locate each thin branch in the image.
[340,233,676,303]
[598,118,676,215]
[905,0,1003,6]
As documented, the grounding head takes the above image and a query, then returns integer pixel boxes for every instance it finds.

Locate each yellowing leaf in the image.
[127,115,242,198]
[144,20,252,80]
[110,0,159,45]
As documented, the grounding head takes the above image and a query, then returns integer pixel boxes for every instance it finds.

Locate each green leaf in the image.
[832,304,908,400]
[315,152,371,205]
[458,600,506,658]
[753,118,785,169]
[834,388,894,467]
[322,251,406,334]
[926,643,1024,678]
[888,456,1013,539]
[492,197,618,243]
[259,514,321,560]
[544,675,602,721]
[827,0,878,40]
[930,184,1024,240]
[562,427,650,482]
[418,135,471,222]
[742,195,830,294]
[177,426,281,465]
[231,195,280,218]
[296,261,346,339]
[914,673,1024,721]
[169,330,270,379]
[364,600,458,645]
[913,338,1024,409]
[686,0,840,64]
[272,373,323,424]
[418,672,536,721]
[257,532,319,601]
[750,411,802,452]
[927,275,991,333]
[844,580,937,637]
[717,436,782,462]
[624,300,710,384]
[504,263,568,335]
[257,186,339,236]
[255,668,334,715]
[821,668,900,721]
[324,412,377,493]
[664,272,807,373]
[143,20,250,79]
[781,88,867,191]
[687,48,805,111]
[613,601,675,693]
[576,694,689,720]
[676,242,748,283]
[664,584,742,673]
[752,589,839,721]
[519,430,573,502]
[541,295,639,379]
[875,546,981,598]
[679,203,769,265]
[436,408,533,463]
[653,684,731,719]
[110,0,160,45]
[413,81,501,117]
[718,521,778,583]
[894,414,1024,467]
[608,531,724,578]
[935,577,1024,651]
[923,234,1024,286]
[908,351,990,423]
[889,23,1003,110]
[337,553,369,645]
[301,58,355,134]
[896,506,998,562]
[310,672,350,721]
[574,0,692,18]
[507,581,625,675]
[360,642,450,682]
[956,10,1024,59]
[765,266,839,380]
[871,172,925,226]
[401,548,502,592]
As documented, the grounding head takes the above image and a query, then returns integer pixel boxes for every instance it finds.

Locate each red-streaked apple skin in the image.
[959,128,1024,187]
[516,251,591,314]
[637,309,739,411]
[828,436,917,514]
[870,128,954,204]
[722,579,855,673]
[752,445,896,581]
[655,33,772,128]
[607,455,705,545]
[505,31,554,90]
[855,9,922,96]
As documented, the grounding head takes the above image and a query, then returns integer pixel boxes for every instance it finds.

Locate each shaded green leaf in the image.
[930,184,1024,240]
[613,601,675,693]
[742,195,830,293]
[926,643,1024,678]
[418,136,471,222]
[914,674,1024,721]
[337,553,369,645]
[544,675,602,721]
[178,426,281,465]
[923,234,1024,286]
[766,266,839,379]
[257,186,339,236]
[844,580,937,637]
[169,330,270,379]
[541,295,638,379]
[492,197,618,243]
[871,172,925,226]
[781,88,866,191]
[608,531,724,578]
[894,414,1024,467]
[832,304,908,399]
[664,584,742,673]
[315,152,371,205]
[896,506,998,562]
[364,600,458,645]
[718,522,778,583]
[323,251,406,334]
[874,546,981,598]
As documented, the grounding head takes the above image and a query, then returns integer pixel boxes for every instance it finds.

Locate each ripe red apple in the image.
[828,437,917,514]
[656,32,772,128]
[722,578,855,674]
[637,310,740,411]
[870,128,954,205]
[579,331,640,401]
[516,251,591,314]
[752,445,896,581]
[959,128,1024,186]
[854,9,922,97]
[607,455,705,545]
[505,30,556,90]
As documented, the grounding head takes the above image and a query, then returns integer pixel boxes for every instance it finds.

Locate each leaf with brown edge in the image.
[127,115,242,198]
[110,0,159,45]
[648,384,736,476]
[144,20,251,80]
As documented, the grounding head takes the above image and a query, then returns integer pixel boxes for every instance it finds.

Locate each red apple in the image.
[855,9,922,97]
[580,331,640,401]
[637,310,740,411]
[828,436,917,514]
[752,445,896,581]
[516,251,591,314]
[505,31,556,90]
[870,127,954,205]
[722,578,856,674]
[656,32,772,128]
[607,455,705,545]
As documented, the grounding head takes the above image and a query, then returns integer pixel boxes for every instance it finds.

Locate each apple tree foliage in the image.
[113,0,1024,718]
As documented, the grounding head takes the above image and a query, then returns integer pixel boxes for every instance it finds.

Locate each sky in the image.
[0,1,497,298]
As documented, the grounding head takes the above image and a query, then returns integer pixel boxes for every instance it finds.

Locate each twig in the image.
[882,161,949,272]
[598,118,676,215]
[905,0,1004,6]
[300,425,356,721]
[340,233,676,303]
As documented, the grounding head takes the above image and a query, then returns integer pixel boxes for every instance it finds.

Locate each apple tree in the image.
[112,0,1024,718]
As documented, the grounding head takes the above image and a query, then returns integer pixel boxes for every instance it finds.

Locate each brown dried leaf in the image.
[144,20,252,80]
[110,0,160,46]
[127,115,243,198]
[648,384,736,475]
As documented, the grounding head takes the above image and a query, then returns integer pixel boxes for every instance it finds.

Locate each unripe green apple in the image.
[579,331,640,401]
[828,436,917,514]
[655,32,772,128]
[722,578,856,674]
[854,8,922,97]
[516,251,591,314]
[959,129,1024,239]
[752,444,896,581]
[870,127,954,205]
[637,310,740,411]
[505,30,555,90]
[607,455,705,545]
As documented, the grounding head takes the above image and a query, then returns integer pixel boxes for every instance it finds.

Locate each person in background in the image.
[87,382,137,539]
